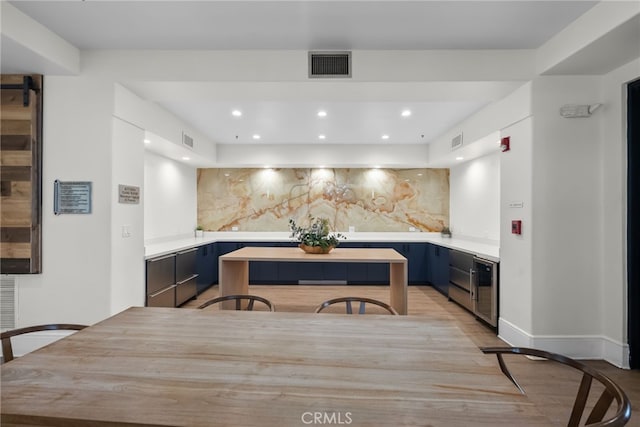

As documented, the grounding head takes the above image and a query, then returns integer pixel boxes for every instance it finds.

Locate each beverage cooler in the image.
[448,250,498,329]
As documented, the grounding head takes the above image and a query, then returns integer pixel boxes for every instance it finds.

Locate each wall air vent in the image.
[451,133,463,151]
[309,51,351,78]
[1,276,15,330]
[182,132,194,149]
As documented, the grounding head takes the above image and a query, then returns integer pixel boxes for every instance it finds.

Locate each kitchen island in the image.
[220,246,408,314]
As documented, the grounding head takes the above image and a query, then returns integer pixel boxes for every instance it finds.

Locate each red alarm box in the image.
[511,220,522,235]
[501,136,510,152]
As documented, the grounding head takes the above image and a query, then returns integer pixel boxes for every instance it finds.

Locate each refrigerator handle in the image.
[470,268,476,300]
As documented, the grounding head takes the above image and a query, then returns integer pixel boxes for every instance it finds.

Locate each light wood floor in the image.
[183,285,639,427]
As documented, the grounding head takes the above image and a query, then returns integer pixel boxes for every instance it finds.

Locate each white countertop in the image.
[145,232,499,262]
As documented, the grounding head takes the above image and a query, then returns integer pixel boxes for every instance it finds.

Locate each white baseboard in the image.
[498,318,630,369]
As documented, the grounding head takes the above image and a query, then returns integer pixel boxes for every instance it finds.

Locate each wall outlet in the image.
[409,227,416,232]
[121,225,131,238]
[348,226,355,233]
[231,226,238,231]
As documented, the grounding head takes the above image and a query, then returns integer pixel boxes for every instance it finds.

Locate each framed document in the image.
[54,180,92,215]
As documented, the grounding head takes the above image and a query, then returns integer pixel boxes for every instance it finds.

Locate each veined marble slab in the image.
[197,168,449,232]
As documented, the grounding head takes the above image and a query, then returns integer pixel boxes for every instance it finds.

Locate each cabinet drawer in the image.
[176,248,197,282]
[146,255,176,294]
[449,250,474,270]
[147,285,176,307]
[449,266,471,292]
[449,284,473,312]
[176,275,198,306]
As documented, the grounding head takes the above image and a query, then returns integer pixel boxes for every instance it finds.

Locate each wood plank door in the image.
[1,75,43,274]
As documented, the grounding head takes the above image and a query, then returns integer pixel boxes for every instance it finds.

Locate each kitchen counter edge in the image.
[145,232,499,262]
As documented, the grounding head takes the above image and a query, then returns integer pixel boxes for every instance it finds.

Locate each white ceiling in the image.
[5,1,599,148]
[8,1,597,50]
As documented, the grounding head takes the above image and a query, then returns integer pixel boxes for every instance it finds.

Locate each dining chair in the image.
[314,297,398,315]
[1,324,87,363]
[481,347,631,427]
[197,294,276,311]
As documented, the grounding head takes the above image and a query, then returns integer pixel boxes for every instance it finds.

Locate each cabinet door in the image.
[247,242,279,284]
[196,244,216,293]
[426,244,434,284]
[367,242,390,284]
[407,243,427,285]
[433,245,450,296]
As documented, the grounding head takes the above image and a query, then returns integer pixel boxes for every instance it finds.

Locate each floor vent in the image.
[309,51,351,78]
[1,277,16,330]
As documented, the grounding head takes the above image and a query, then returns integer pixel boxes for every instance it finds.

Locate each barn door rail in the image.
[0,76,39,107]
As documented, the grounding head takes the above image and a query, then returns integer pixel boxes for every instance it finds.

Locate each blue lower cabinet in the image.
[196,244,216,294]
[428,244,450,296]
[347,263,368,284]
[386,242,427,285]
[211,240,433,286]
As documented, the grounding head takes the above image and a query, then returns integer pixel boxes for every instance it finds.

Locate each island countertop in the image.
[145,232,499,262]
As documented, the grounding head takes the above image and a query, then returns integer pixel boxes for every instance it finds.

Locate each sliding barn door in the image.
[0,75,43,274]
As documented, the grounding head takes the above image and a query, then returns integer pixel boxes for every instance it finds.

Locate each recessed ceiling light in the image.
[401,110,412,117]
[232,110,242,117]
[381,134,390,140]
[143,139,151,144]
[182,156,190,161]
[252,134,261,140]
[318,134,326,140]
[417,173,423,177]
[317,110,327,118]
[456,156,464,161]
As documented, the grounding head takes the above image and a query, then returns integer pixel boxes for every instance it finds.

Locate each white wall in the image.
[15,76,115,327]
[428,82,532,167]
[499,117,534,342]
[449,152,500,242]
[530,76,602,341]
[110,117,145,313]
[144,151,197,241]
[600,58,639,365]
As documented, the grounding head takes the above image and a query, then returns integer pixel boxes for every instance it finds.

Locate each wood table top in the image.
[1,308,550,426]
[220,246,407,263]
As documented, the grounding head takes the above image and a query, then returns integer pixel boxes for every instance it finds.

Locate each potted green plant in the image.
[441,226,452,238]
[195,225,204,238]
[289,216,344,254]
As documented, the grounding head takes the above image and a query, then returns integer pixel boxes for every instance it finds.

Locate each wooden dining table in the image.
[1,307,551,426]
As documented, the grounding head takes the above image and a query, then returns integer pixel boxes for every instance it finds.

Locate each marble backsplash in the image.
[197,168,449,232]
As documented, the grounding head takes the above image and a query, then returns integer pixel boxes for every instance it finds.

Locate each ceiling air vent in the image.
[451,133,463,150]
[182,132,194,149]
[308,51,351,78]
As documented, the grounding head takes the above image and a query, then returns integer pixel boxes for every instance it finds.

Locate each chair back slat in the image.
[569,374,593,427]
[585,390,615,425]
[314,297,398,315]
[197,294,275,312]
